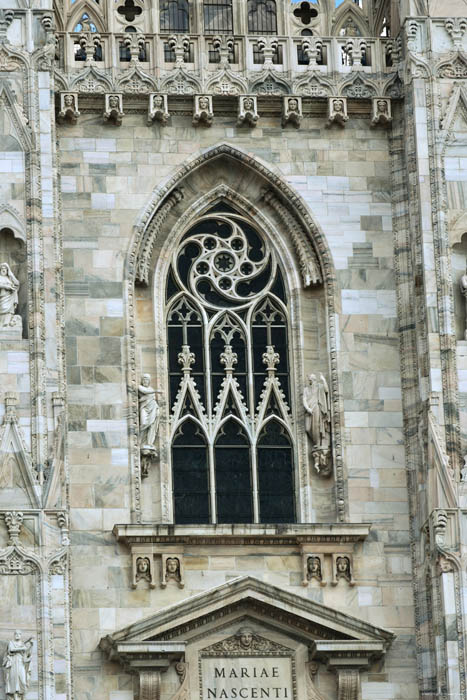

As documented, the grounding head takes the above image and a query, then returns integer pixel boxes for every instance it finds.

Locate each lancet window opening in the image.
[166,204,296,525]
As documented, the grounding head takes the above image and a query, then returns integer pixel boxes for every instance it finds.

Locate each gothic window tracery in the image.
[166,204,296,524]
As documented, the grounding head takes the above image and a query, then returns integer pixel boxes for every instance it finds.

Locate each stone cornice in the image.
[113,523,371,547]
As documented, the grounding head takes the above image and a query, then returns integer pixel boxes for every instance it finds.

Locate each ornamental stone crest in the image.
[201,628,292,656]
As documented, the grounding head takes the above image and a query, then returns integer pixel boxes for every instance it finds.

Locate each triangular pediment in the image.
[101,575,394,648]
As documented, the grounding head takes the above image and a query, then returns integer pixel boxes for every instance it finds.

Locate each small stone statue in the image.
[282,96,302,128]
[0,263,21,331]
[58,92,80,124]
[460,273,467,340]
[371,97,392,126]
[103,94,124,126]
[193,95,213,126]
[303,373,331,475]
[2,630,33,700]
[461,455,467,482]
[327,97,348,127]
[148,93,169,126]
[138,373,162,477]
[237,95,259,127]
[161,554,184,588]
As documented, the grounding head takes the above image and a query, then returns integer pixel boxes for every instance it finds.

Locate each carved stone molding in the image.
[262,189,322,288]
[4,511,23,545]
[136,188,184,285]
[114,523,371,548]
[140,670,161,700]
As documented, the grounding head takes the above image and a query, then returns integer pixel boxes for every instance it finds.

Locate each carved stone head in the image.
[333,99,344,113]
[108,95,120,109]
[288,98,298,112]
[199,96,210,110]
[307,556,321,578]
[336,556,351,577]
[166,556,180,576]
[243,97,254,111]
[236,626,254,649]
[136,557,150,574]
[153,94,163,108]
[377,99,388,114]
[64,94,74,107]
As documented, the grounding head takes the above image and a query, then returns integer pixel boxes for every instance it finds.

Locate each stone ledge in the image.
[113,523,371,546]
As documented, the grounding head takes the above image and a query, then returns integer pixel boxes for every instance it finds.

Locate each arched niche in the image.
[0,226,27,338]
[126,145,344,526]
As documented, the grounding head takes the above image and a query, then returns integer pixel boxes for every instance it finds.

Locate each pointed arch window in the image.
[167,204,296,524]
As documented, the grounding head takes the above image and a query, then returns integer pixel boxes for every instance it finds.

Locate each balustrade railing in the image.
[57,32,396,77]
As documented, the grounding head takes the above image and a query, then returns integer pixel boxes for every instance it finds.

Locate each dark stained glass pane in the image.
[215,421,252,523]
[258,421,295,523]
[173,421,209,523]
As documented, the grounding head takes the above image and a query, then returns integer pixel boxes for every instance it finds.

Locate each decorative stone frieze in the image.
[444,17,467,48]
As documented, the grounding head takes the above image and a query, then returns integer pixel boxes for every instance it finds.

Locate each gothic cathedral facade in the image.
[0,0,466,698]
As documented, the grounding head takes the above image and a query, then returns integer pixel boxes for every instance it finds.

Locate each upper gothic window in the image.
[247,0,277,35]
[166,205,296,525]
[204,0,233,34]
[160,0,190,32]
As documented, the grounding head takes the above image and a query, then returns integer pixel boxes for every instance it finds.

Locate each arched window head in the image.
[160,0,189,33]
[167,203,295,524]
[247,0,277,35]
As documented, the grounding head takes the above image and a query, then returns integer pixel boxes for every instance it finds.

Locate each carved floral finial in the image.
[178,345,195,373]
[4,511,23,545]
[220,344,238,374]
[262,345,280,375]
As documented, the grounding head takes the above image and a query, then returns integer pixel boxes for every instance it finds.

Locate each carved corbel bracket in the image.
[282,95,302,128]
[301,552,326,587]
[103,93,124,126]
[311,640,388,700]
[327,97,348,127]
[131,551,156,589]
[331,552,355,586]
[0,9,14,43]
[193,94,213,126]
[161,552,185,589]
[371,97,392,127]
[58,92,80,124]
[237,95,259,127]
[148,93,170,126]
[99,638,186,699]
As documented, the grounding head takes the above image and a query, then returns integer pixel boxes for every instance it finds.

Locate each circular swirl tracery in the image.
[174,214,275,309]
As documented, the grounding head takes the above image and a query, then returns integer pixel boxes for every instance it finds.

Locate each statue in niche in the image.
[138,373,162,477]
[303,373,331,476]
[460,273,467,339]
[0,263,21,331]
[2,630,33,700]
